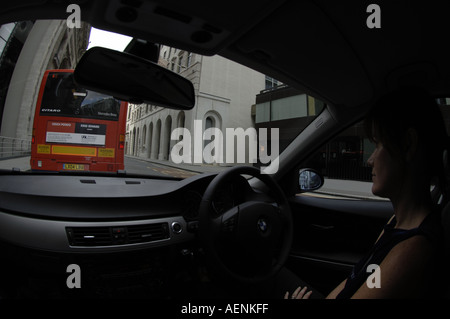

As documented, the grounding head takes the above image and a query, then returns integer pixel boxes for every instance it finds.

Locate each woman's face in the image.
[367,140,404,199]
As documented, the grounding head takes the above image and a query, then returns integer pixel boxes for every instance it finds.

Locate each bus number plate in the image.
[63,164,85,171]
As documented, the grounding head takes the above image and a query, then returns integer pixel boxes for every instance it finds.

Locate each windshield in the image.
[41,71,121,121]
[0,20,325,178]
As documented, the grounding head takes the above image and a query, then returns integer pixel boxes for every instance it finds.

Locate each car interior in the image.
[1,0,450,303]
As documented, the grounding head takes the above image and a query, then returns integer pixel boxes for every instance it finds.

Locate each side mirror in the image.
[298,168,324,192]
[74,47,195,110]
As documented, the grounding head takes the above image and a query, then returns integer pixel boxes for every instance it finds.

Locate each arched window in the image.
[148,122,153,158]
[142,125,147,147]
[162,116,172,160]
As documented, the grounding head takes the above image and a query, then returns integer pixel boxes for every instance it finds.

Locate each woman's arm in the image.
[325,279,347,299]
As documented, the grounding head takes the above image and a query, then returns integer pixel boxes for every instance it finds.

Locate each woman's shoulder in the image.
[384,233,437,267]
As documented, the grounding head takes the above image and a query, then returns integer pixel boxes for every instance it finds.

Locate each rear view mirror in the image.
[124,38,160,63]
[74,47,195,110]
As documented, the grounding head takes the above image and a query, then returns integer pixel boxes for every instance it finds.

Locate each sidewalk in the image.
[0,156,30,171]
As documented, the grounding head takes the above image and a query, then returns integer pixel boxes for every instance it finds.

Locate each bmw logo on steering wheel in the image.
[257,218,268,233]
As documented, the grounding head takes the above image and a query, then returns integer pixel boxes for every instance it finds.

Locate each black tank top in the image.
[336,211,444,299]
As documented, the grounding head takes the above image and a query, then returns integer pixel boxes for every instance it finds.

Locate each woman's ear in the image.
[405,128,419,162]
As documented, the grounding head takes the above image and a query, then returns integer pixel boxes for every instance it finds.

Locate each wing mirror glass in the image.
[299,168,324,192]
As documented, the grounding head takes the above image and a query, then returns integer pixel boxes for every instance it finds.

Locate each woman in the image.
[287,86,448,299]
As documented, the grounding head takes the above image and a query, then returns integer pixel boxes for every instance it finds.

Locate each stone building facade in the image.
[126,45,270,166]
[0,20,90,141]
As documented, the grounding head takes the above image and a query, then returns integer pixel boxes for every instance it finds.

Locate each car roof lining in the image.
[227,1,374,108]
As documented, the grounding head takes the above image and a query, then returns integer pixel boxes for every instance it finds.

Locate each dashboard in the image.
[0,171,265,253]
[0,170,279,298]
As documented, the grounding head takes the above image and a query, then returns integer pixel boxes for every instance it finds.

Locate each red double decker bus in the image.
[30,69,128,172]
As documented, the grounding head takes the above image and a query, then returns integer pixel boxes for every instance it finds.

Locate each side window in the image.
[301,120,381,200]
[301,98,450,201]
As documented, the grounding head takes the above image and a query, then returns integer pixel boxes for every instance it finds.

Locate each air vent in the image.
[66,227,111,246]
[66,223,169,247]
[80,179,96,184]
[125,180,141,184]
[128,224,169,243]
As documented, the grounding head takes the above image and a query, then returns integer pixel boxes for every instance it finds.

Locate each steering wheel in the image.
[198,165,293,284]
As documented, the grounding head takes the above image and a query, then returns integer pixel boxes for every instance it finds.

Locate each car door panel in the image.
[285,195,393,295]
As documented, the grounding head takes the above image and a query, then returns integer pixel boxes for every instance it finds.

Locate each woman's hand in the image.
[284,286,312,299]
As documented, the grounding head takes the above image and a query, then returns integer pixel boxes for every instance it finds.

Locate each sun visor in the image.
[233,1,373,107]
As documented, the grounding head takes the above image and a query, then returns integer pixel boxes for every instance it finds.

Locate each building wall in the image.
[0,20,90,140]
[126,45,267,165]
[127,104,185,161]
[200,55,265,128]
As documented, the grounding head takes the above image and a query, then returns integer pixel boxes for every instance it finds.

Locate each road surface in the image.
[0,156,201,179]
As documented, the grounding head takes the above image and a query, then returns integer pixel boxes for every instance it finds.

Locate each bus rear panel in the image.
[31,70,127,172]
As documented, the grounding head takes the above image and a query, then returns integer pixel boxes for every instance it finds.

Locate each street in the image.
[0,155,201,179]
[124,157,200,178]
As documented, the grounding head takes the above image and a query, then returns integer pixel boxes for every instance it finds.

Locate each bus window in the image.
[31,69,128,172]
